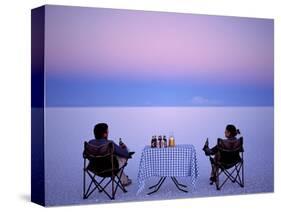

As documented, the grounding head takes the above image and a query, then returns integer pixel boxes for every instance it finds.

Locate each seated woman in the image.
[202,124,241,184]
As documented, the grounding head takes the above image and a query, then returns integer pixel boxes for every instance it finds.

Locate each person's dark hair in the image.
[94,123,108,139]
[226,124,240,138]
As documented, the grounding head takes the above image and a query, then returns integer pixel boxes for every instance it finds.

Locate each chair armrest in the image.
[128,151,135,159]
[119,162,128,170]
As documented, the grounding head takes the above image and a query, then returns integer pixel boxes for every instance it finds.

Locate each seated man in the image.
[88,123,133,186]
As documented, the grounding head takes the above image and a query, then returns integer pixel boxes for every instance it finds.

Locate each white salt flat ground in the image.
[43,107,273,206]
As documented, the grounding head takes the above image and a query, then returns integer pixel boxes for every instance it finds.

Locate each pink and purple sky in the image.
[44,5,273,106]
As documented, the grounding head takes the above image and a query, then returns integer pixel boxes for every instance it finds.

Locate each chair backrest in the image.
[217,137,244,166]
[83,141,119,176]
[84,141,113,159]
[218,137,243,152]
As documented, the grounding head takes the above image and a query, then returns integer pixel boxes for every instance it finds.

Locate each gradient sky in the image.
[44,5,274,106]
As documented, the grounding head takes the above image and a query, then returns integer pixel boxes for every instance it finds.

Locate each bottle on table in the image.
[169,136,175,147]
[158,135,162,148]
[151,136,154,148]
[163,135,167,148]
[151,136,157,148]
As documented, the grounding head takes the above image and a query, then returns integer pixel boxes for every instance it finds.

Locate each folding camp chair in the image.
[83,141,128,200]
[211,137,244,190]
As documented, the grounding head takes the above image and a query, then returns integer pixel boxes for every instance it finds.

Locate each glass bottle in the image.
[163,135,167,148]
[158,135,162,148]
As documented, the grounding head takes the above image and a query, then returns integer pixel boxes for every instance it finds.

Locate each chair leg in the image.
[215,170,221,190]
[111,176,115,200]
[92,177,106,193]
[219,168,237,190]
[84,174,105,199]
[84,171,127,200]
[221,166,237,183]
[241,161,245,187]
[230,163,243,187]
[83,166,125,200]
[114,167,128,193]
[114,175,127,193]
[214,163,245,190]
[84,171,112,199]
[99,178,115,200]
[236,164,243,186]
[83,160,86,199]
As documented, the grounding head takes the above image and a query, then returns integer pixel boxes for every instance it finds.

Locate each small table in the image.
[137,144,198,195]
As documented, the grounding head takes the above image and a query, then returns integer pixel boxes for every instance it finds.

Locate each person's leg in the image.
[209,156,216,181]
[213,153,220,182]
[211,146,218,154]
[203,144,218,156]
[203,145,212,156]
[116,157,131,186]
[203,142,219,183]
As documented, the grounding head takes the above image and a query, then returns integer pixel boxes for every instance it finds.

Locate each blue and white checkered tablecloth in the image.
[137,144,199,194]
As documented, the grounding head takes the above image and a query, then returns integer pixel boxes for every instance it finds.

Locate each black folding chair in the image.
[211,137,244,190]
[83,141,128,200]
